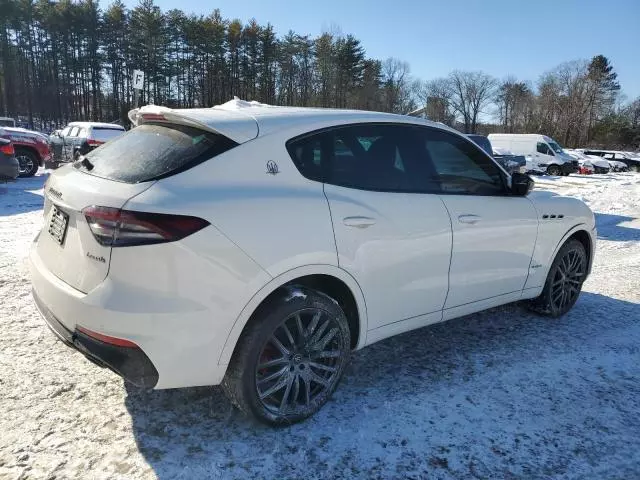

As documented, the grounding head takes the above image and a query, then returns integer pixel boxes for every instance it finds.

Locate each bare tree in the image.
[447,70,497,133]
[415,78,455,125]
[381,57,414,113]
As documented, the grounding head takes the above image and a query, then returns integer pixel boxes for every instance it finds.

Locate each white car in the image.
[30,100,596,425]
[565,150,610,174]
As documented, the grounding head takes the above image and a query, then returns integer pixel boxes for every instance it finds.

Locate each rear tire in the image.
[547,165,562,176]
[16,149,39,177]
[629,164,639,173]
[222,286,351,426]
[527,239,587,317]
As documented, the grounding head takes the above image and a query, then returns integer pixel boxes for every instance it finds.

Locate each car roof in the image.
[67,121,124,130]
[129,98,456,144]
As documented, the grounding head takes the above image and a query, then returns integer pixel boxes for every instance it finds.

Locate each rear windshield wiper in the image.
[78,155,94,171]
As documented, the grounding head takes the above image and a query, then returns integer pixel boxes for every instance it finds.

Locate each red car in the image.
[0,126,52,177]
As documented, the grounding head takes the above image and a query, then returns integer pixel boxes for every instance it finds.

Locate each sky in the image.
[123,0,640,101]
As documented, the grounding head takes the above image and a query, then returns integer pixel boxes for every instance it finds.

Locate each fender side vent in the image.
[542,215,549,219]
[558,214,564,218]
[550,214,557,219]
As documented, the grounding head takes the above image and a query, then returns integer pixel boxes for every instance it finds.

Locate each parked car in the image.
[565,150,610,174]
[49,122,125,166]
[31,101,596,425]
[582,149,638,172]
[0,126,52,177]
[0,138,19,181]
[466,134,526,174]
[0,117,16,128]
[488,134,578,176]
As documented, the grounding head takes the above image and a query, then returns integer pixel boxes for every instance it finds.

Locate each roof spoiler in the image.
[128,102,260,143]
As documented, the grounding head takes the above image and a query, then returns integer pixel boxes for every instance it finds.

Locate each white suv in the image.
[30,100,596,425]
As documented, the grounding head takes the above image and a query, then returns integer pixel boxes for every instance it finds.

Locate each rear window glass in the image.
[91,127,124,143]
[75,123,237,183]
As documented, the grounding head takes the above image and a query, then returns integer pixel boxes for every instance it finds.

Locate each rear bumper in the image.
[33,289,159,388]
[28,232,243,389]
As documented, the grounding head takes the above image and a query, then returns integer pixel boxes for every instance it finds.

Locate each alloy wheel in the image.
[255,308,347,417]
[550,248,586,311]
[16,154,34,175]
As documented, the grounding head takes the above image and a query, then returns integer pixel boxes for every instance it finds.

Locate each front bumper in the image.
[33,289,159,388]
[561,162,578,174]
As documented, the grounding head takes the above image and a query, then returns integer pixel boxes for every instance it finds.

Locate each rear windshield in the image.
[91,127,125,143]
[75,123,237,183]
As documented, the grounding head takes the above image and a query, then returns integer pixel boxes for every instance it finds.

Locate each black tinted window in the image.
[537,142,552,155]
[422,129,505,195]
[75,123,237,183]
[287,124,437,193]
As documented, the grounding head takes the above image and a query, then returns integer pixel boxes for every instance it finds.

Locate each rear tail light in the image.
[87,139,103,147]
[82,206,210,247]
[0,143,14,155]
[77,326,138,348]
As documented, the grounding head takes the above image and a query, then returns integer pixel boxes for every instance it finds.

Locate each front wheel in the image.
[222,287,351,425]
[547,165,562,176]
[16,149,39,177]
[527,239,587,317]
[628,164,639,173]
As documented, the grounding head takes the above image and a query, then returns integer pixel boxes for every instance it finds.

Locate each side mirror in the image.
[511,172,534,196]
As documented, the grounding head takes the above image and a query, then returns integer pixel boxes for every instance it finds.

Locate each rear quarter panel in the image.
[125,133,339,276]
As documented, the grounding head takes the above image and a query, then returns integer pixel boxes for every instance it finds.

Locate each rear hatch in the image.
[36,119,241,293]
[37,167,153,293]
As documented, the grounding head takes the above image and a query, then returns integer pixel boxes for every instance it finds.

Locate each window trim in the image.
[285,122,510,196]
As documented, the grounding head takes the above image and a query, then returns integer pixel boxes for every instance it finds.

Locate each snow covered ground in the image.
[1,171,639,479]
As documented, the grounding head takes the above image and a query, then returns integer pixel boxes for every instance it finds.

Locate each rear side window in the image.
[287,123,437,193]
[76,123,237,183]
[91,127,124,143]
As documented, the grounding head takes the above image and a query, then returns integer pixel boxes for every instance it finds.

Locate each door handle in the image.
[458,214,481,224]
[343,216,376,228]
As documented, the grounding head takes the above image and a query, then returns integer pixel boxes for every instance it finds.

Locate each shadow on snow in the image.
[0,171,47,216]
[595,212,640,241]
[123,292,640,479]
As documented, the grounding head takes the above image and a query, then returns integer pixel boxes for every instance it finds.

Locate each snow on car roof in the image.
[129,97,450,144]
[67,121,125,129]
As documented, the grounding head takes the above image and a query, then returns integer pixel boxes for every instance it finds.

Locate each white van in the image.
[487,134,577,176]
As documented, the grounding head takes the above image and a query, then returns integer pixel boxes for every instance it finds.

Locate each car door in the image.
[62,126,80,161]
[535,141,557,170]
[419,127,538,316]
[288,123,453,334]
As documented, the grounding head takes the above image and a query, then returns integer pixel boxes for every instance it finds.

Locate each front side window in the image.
[60,127,71,137]
[537,142,553,155]
[423,129,505,195]
[68,127,80,138]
